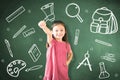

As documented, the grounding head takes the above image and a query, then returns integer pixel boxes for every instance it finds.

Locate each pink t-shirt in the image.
[43,39,71,80]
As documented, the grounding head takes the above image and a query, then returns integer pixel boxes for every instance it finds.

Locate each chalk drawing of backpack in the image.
[90,7,118,34]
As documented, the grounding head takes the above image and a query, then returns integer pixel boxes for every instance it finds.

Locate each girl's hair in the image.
[46,20,68,48]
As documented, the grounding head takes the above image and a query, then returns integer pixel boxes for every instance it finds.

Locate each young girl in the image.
[38,20,73,80]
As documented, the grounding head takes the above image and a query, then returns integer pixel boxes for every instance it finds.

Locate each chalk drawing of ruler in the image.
[6,6,25,23]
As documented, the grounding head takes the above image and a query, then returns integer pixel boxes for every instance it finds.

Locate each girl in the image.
[38,20,73,80]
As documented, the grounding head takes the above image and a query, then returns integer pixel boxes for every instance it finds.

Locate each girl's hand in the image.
[66,61,70,66]
[38,20,46,29]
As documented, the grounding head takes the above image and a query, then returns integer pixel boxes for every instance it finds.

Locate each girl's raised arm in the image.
[38,20,52,44]
[38,21,52,35]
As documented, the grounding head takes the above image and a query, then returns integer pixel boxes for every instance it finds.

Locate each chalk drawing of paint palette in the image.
[7,60,26,77]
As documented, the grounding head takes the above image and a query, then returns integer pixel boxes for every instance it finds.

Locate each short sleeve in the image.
[67,43,72,53]
[51,38,56,44]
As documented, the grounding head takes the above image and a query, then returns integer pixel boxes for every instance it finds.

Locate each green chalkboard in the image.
[0,0,120,80]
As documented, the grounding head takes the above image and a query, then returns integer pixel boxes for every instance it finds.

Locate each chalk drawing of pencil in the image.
[12,25,27,38]
[4,39,13,57]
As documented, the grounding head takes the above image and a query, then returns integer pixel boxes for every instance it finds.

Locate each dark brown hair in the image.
[46,20,68,48]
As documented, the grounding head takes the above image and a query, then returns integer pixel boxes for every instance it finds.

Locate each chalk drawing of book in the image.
[28,44,41,62]
[41,3,55,22]
[90,7,118,34]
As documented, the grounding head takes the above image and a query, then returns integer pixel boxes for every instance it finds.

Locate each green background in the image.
[0,0,120,80]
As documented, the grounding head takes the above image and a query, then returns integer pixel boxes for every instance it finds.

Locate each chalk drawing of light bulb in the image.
[65,3,83,23]
[41,3,55,22]
[90,7,118,34]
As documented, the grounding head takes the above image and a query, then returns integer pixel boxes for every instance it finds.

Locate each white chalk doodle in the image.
[1,59,5,63]
[85,9,89,13]
[114,73,119,78]
[28,44,41,62]
[99,62,110,79]
[7,60,26,77]
[95,39,112,47]
[74,29,80,45]
[41,3,55,22]
[101,56,116,62]
[13,25,27,38]
[4,39,13,57]
[101,53,116,62]
[39,38,43,42]
[105,53,115,57]
[28,9,31,13]
[6,6,25,23]
[39,75,43,79]
[90,7,118,34]
[25,65,43,72]
[22,28,35,37]
[90,47,93,51]
[76,51,92,71]
[6,27,10,31]
[65,3,83,23]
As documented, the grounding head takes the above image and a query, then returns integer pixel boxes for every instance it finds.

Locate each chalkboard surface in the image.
[0,0,120,80]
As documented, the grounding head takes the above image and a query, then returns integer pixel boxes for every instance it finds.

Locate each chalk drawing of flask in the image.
[99,62,110,79]
[41,3,55,22]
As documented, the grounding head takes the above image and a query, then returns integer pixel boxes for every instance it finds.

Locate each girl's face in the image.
[52,24,66,41]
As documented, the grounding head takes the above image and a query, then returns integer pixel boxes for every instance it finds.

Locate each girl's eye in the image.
[55,30,58,32]
[61,30,64,32]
